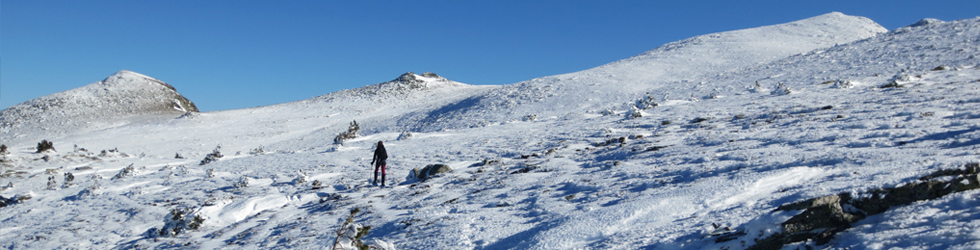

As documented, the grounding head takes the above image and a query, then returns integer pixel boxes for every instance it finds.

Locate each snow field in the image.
[3,13,980,250]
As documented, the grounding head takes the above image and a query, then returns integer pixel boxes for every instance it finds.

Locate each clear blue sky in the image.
[3,1,978,111]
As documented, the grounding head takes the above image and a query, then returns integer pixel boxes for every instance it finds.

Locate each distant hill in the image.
[0,70,197,138]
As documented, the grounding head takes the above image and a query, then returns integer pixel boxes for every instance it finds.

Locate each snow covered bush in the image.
[62,172,75,188]
[234,176,249,188]
[635,94,659,109]
[113,164,137,180]
[157,207,205,237]
[832,79,854,89]
[882,71,912,88]
[332,207,376,250]
[771,82,793,95]
[205,168,215,179]
[293,171,308,185]
[249,146,265,155]
[36,140,55,153]
[626,106,643,119]
[749,81,769,93]
[397,132,413,140]
[334,120,360,145]
[47,176,57,190]
[200,146,223,165]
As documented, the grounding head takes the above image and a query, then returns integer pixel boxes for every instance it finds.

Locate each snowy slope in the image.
[3,13,980,250]
[0,70,198,141]
[401,12,887,132]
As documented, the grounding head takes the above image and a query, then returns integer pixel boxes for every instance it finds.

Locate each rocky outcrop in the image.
[742,163,980,250]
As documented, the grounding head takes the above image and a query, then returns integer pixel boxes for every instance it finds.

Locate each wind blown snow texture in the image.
[2,12,980,249]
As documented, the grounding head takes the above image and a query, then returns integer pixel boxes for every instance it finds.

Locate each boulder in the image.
[412,164,452,182]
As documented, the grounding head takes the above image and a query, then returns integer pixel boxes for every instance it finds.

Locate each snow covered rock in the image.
[411,164,452,182]
[324,72,464,100]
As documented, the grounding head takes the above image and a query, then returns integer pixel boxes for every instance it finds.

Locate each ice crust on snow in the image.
[3,12,980,249]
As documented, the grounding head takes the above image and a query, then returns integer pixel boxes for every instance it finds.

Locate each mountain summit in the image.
[0,70,198,136]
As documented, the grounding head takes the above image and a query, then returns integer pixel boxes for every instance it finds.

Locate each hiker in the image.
[371,141,388,186]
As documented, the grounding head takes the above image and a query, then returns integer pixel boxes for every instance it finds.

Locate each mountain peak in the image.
[392,72,450,87]
[0,71,198,136]
[103,70,179,92]
[376,71,458,91]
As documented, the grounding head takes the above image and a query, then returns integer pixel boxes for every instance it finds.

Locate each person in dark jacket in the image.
[371,141,388,186]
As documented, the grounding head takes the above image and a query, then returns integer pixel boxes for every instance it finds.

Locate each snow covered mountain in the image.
[2,13,980,250]
[402,12,887,132]
[0,70,198,140]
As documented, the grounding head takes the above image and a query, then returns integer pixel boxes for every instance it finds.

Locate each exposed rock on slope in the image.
[0,70,198,137]
[315,72,466,101]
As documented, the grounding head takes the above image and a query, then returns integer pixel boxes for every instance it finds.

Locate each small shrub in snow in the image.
[332,208,374,250]
[635,93,659,109]
[626,106,643,119]
[832,79,854,89]
[175,153,184,159]
[63,172,75,188]
[312,179,324,190]
[748,81,768,93]
[882,71,911,88]
[36,140,55,153]
[200,146,223,165]
[113,164,137,180]
[688,93,700,102]
[771,82,793,95]
[234,176,249,188]
[523,114,538,121]
[601,109,616,116]
[334,120,361,145]
[73,185,99,200]
[397,132,413,140]
[0,144,8,155]
[205,168,215,179]
[47,176,57,190]
[157,207,205,237]
[294,171,308,185]
[249,146,265,155]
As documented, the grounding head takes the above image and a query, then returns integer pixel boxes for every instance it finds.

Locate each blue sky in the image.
[2,1,979,111]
